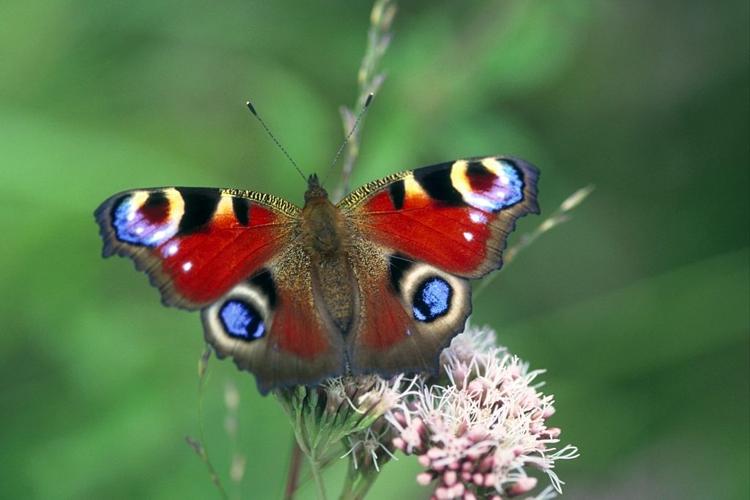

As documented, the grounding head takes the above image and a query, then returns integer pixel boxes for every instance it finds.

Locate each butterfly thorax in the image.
[302,177,342,256]
[301,175,357,334]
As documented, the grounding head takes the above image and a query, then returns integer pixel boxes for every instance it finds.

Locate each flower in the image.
[387,325,579,499]
[342,425,397,472]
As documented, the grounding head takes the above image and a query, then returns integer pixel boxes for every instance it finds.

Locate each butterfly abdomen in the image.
[301,192,358,335]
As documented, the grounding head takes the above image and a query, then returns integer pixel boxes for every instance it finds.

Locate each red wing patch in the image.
[271,288,330,359]
[356,278,413,351]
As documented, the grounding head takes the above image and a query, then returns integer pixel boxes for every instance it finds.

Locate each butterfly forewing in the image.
[95,187,299,308]
[339,156,540,278]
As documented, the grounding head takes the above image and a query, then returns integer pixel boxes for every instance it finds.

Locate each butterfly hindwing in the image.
[95,187,298,309]
[201,250,346,394]
[347,245,471,376]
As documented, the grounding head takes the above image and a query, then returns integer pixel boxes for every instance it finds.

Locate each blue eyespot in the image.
[461,161,524,212]
[112,194,177,247]
[412,277,452,322]
[499,162,524,206]
[219,300,266,341]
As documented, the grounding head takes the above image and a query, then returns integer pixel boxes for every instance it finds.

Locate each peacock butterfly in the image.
[95,156,539,393]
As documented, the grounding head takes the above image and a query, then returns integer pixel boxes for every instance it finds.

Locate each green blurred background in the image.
[2,0,748,498]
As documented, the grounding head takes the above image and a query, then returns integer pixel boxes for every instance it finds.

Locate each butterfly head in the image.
[305,173,329,203]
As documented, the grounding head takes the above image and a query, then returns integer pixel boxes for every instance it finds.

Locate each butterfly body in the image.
[299,174,357,334]
[96,156,539,393]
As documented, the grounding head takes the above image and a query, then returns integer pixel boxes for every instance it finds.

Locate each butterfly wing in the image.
[201,251,346,394]
[95,187,344,391]
[95,187,300,309]
[347,242,473,376]
[339,156,539,375]
[340,156,539,278]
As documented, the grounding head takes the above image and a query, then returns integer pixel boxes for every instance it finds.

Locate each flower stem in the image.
[340,478,376,500]
[338,453,357,500]
[339,459,377,500]
[283,439,303,500]
[474,185,594,298]
[352,475,377,500]
[332,0,396,202]
[309,455,328,500]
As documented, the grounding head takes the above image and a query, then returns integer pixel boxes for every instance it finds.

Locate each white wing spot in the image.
[182,261,193,272]
[463,231,474,241]
[469,211,487,224]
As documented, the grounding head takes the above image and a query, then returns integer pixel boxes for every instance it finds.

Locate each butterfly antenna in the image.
[246,100,307,182]
[324,93,374,184]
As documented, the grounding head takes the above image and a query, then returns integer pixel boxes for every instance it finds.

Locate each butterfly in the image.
[95,156,539,394]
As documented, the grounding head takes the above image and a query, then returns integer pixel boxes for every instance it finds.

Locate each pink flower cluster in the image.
[387,326,578,499]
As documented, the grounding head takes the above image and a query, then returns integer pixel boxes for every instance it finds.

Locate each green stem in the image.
[338,444,379,500]
[332,0,396,202]
[474,185,594,299]
[309,455,328,500]
[352,474,377,499]
[338,453,357,500]
[339,472,377,500]
[283,439,303,500]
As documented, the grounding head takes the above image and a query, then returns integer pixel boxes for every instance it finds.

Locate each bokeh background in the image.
[2,0,748,498]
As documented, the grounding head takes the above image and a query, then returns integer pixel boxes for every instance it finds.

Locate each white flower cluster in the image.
[386,326,578,499]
